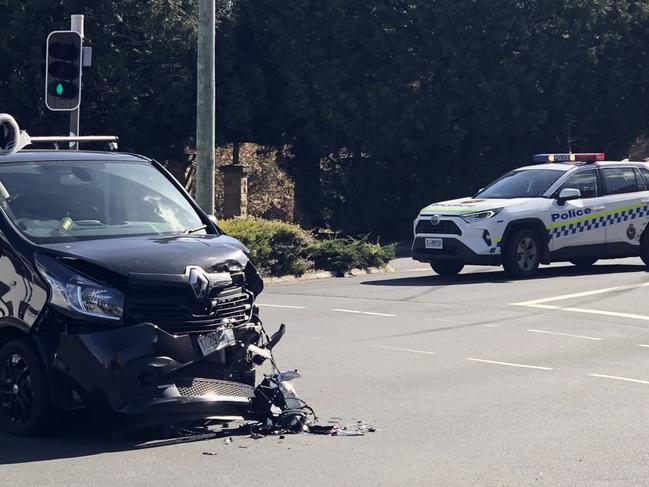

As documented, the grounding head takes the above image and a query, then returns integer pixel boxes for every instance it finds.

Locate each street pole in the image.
[69,14,84,150]
[195,0,216,214]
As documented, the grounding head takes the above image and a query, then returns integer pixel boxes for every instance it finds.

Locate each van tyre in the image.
[503,228,541,278]
[430,261,464,276]
[0,339,53,436]
[570,257,598,268]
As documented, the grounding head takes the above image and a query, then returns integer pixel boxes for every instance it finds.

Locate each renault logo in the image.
[430,215,440,225]
[185,266,210,299]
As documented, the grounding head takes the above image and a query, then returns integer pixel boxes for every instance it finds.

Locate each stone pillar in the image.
[220,164,251,218]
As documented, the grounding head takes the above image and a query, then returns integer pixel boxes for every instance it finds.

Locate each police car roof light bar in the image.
[533,153,605,164]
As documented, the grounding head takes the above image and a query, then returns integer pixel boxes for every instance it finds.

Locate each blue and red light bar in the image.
[533,153,605,163]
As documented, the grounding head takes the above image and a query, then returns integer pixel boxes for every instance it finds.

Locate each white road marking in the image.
[371,345,435,355]
[511,282,649,323]
[331,308,396,317]
[527,329,603,341]
[512,282,649,307]
[589,374,649,386]
[637,344,649,348]
[466,358,553,371]
[257,304,306,309]
[484,324,498,328]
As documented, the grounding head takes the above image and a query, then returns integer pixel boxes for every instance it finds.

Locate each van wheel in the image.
[0,339,53,436]
[430,261,464,276]
[502,228,541,278]
[570,258,598,268]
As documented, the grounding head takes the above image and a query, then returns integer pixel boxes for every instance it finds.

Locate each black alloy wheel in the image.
[503,229,541,278]
[0,339,52,436]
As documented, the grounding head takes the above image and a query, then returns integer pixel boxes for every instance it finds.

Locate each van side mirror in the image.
[557,188,581,206]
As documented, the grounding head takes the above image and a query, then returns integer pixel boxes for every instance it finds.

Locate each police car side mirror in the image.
[557,188,581,206]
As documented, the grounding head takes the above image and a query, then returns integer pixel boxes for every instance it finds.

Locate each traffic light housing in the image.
[45,31,82,111]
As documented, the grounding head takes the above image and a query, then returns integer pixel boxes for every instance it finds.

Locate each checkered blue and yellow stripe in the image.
[547,203,649,240]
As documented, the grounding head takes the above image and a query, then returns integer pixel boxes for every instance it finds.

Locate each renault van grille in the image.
[174,378,255,399]
[126,286,254,334]
[416,219,462,235]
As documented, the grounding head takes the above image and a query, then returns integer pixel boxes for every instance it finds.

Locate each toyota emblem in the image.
[430,215,440,225]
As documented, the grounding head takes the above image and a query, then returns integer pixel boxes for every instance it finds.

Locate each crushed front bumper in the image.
[53,322,261,419]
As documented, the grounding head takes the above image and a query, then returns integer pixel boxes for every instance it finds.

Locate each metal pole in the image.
[195,0,216,214]
[70,14,84,150]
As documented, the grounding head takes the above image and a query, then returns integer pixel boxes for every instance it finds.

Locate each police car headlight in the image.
[36,256,123,322]
[460,208,503,224]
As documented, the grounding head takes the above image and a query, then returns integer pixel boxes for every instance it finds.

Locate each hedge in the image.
[219,218,395,277]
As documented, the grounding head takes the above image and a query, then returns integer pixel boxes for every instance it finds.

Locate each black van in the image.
[0,149,275,436]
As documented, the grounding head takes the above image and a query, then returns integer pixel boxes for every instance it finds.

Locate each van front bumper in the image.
[53,322,259,419]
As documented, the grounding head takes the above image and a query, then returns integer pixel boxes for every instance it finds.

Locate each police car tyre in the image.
[569,257,598,267]
[502,228,541,278]
[430,261,464,276]
[0,338,54,436]
[640,233,649,266]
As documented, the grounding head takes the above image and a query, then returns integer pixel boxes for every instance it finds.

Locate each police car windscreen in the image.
[477,169,563,199]
[0,159,206,243]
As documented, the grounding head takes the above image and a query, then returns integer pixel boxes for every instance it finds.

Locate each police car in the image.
[412,153,649,278]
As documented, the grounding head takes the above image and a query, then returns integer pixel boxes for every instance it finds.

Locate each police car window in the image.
[476,169,563,199]
[636,167,649,190]
[555,170,598,198]
[0,160,206,243]
[602,167,639,195]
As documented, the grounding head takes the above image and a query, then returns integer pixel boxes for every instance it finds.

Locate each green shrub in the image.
[220,218,311,277]
[220,218,395,277]
[307,237,396,276]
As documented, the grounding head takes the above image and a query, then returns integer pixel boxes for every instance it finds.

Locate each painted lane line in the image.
[512,281,649,307]
[513,302,649,324]
[589,374,649,386]
[257,304,307,309]
[371,345,435,355]
[637,344,649,348]
[527,329,603,341]
[331,308,396,317]
[466,358,554,371]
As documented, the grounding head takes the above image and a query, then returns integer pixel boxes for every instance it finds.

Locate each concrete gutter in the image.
[263,264,396,285]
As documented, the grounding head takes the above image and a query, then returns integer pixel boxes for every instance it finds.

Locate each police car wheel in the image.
[0,339,53,436]
[569,258,597,268]
[430,261,464,276]
[503,229,541,278]
[640,234,649,266]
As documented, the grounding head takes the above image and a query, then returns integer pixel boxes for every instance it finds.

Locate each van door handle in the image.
[593,206,605,210]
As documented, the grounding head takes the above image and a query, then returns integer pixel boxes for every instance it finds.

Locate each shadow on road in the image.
[362,263,648,287]
[0,410,249,464]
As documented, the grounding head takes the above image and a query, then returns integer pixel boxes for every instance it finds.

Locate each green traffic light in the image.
[56,83,63,96]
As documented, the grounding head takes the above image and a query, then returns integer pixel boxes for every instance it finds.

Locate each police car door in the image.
[548,168,604,250]
[600,166,649,248]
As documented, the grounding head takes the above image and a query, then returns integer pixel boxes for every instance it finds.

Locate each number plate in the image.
[425,238,443,249]
[197,329,235,356]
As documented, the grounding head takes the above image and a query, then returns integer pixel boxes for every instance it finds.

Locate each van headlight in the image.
[460,208,503,224]
[36,257,123,322]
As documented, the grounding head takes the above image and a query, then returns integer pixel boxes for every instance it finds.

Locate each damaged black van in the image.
[0,148,283,436]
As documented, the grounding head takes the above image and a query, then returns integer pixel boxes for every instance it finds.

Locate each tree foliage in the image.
[3,1,649,238]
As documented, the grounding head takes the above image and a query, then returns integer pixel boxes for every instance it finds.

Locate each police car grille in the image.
[126,286,254,334]
[416,219,462,235]
[174,378,255,398]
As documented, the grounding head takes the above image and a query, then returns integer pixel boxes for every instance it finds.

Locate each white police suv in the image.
[412,153,649,278]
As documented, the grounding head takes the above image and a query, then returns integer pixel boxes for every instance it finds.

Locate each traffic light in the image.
[45,31,82,111]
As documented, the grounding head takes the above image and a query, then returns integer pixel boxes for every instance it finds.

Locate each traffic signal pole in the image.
[195,0,216,214]
[69,15,84,150]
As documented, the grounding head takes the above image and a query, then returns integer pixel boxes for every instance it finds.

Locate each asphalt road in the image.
[4,258,649,486]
